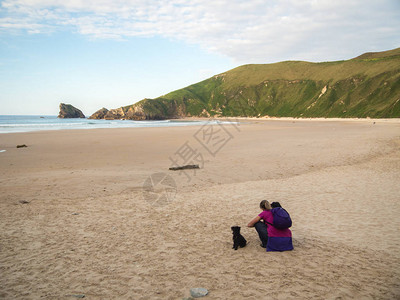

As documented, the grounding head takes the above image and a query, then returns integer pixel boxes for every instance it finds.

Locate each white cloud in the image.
[1,0,399,63]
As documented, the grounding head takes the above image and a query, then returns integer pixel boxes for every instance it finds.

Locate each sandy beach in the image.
[0,118,399,299]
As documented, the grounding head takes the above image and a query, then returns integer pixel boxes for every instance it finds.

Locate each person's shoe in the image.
[260,244,266,248]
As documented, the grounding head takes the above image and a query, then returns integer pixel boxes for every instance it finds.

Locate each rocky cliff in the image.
[58,103,85,118]
[90,47,400,120]
[89,103,150,120]
[88,107,109,119]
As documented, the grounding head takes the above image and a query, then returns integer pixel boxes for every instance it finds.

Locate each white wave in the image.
[0,116,240,133]
[0,123,87,127]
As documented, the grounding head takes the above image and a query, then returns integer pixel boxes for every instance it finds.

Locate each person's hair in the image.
[260,200,272,210]
[271,202,282,208]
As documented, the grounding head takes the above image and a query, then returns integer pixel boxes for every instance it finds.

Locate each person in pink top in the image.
[247,200,293,252]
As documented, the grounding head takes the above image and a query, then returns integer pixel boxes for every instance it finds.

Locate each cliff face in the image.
[88,107,109,119]
[58,103,85,118]
[90,47,400,120]
[88,103,152,120]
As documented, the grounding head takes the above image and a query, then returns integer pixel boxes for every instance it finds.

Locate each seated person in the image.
[247,200,293,252]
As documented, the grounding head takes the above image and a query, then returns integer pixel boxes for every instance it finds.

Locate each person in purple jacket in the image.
[247,200,293,252]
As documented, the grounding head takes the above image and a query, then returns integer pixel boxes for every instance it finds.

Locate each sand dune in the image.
[0,119,399,299]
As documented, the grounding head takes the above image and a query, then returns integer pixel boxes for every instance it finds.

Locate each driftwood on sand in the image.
[169,164,200,171]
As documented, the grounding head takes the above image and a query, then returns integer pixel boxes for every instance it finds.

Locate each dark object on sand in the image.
[19,200,30,204]
[169,164,200,171]
[231,226,247,250]
[16,144,27,148]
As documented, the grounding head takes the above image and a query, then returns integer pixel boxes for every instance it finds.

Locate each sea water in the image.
[0,115,236,134]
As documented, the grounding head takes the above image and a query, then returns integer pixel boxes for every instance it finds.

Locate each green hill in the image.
[93,47,400,119]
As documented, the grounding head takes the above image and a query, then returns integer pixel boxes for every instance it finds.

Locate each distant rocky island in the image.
[58,103,85,118]
[67,48,400,120]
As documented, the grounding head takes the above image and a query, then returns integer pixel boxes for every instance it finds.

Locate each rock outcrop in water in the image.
[88,104,148,120]
[58,103,85,118]
[88,107,109,119]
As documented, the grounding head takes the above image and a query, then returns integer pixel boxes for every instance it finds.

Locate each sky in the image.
[0,0,399,115]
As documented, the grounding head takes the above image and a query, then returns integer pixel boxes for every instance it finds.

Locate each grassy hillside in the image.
[104,48,400,119]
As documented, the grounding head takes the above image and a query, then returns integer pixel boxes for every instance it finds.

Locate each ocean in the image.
[0,115,235,134]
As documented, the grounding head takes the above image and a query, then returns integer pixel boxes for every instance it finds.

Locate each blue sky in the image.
[0,0,399,116]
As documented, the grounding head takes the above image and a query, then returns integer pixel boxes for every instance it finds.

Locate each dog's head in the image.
[231,226,241,234]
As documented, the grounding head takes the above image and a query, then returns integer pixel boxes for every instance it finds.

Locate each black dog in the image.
[231,226,247,250]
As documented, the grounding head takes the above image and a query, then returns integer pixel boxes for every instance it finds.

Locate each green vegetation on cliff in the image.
[104,48,400,119]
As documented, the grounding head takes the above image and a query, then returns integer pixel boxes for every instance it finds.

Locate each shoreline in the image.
[0,117,233,135]
[1,115,400,134]
[182,115,400,123]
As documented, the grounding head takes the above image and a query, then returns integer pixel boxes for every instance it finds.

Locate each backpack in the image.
[267,207,292,229]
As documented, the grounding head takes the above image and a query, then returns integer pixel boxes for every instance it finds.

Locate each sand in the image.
[0,118,399,299]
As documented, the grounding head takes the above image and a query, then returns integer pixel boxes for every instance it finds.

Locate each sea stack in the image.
[58,103,85,118]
